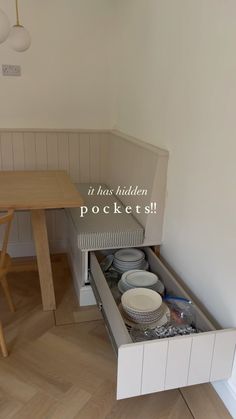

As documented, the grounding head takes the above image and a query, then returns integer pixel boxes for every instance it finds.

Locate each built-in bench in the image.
[65,131,169,305]
[68,183,144,250]
[0,128,168,303]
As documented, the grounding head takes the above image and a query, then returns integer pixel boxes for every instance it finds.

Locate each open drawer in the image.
[90,248,236,400]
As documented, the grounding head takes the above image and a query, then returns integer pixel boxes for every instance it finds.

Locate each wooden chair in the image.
[0,209,15,357]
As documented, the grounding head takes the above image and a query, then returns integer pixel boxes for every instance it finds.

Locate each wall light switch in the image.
[2,64,21,76]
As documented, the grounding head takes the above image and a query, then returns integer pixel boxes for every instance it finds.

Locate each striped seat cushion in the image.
[67,183,144,250]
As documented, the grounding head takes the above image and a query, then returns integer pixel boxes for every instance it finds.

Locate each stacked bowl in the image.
[121,288,170,328]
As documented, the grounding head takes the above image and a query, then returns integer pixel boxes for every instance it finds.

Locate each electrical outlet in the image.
[2,64,21,76]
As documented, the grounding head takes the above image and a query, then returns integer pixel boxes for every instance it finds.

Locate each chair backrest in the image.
[0,210,14,270]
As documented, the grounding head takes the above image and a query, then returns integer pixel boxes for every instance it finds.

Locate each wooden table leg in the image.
[0,321,8,357]
[31,209,56,311]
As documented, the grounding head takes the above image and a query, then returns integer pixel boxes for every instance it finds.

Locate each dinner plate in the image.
[117,281,152,294]
[113,260,149,274]
[113,260,145,268]
[121,269,141,278]
[114,265,145,272]
[114,248,145,262]
[118,281,129,294]
[118,281,165,295]
[118,269,165,295]
[121,288,162,313]
[125,271,157,287]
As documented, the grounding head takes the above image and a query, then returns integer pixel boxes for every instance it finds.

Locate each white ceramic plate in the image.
[124,306,165,323]
[121,269,141,278]
[113,260,145,268]
[125,271,157,287]
[124,303,164,316]
[121,288,162,313]
[114,264,144,271]
[118,279,165,295]
[118,269,165,295]
[118,281,127,294]
[119,269,141,287]
[119,303,170,329]
[113,260,149,274]
[114,248,145,262]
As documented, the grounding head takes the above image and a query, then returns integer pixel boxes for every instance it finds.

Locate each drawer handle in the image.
[98,302,103,311]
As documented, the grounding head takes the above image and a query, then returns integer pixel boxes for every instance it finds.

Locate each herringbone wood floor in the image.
[0,255,232,419]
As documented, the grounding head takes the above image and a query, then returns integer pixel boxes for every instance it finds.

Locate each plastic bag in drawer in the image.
[164,296,196,327]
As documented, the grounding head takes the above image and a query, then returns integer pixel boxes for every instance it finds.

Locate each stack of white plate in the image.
[113,248,148,273]
[121,288,169,327]
[118,270,165,295]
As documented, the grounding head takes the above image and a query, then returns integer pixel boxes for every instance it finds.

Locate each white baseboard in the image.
[8,240,68,258]
[212,380,236,418]
[8,242,36,257]
[80,285,96,306]
[67,249,80,302]
[67,246,99,305]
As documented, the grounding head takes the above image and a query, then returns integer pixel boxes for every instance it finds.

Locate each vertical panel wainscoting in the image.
[117,329,236,399]
[0,130,109,257]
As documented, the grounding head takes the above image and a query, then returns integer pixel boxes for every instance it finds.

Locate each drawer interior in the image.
[90,247,215,349]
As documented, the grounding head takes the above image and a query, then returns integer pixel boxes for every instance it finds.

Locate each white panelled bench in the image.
[66,131,168,305]
[68,184,144,250]
[65,131,236,401]
[66,182,145,303]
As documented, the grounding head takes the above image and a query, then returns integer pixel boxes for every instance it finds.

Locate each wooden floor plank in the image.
[10,391,56,419]
[105,390,194,419]
[0,387,23,419]
[0,353,72,399]
[47,387,91,419]
[0,366,37,403]
[180,384,232,419]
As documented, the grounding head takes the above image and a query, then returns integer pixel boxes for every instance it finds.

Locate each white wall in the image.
[114,0,236,328]
[113,0,236,408]
[0,0,115,128]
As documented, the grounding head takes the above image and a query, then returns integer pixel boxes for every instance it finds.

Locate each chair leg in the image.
[1,276,15,313]
[0,321,8,357]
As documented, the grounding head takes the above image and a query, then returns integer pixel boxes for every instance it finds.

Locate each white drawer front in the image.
[116,329,236,399]
[141,340,168,395]
[117,344,144,399]
[164,337,192,390]
[188,333,215,385]
[210,330,236,381]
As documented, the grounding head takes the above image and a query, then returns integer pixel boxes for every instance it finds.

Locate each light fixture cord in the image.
[15,0,20,25]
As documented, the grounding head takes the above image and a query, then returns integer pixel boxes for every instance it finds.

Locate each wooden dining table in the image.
[0,170,83,311]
